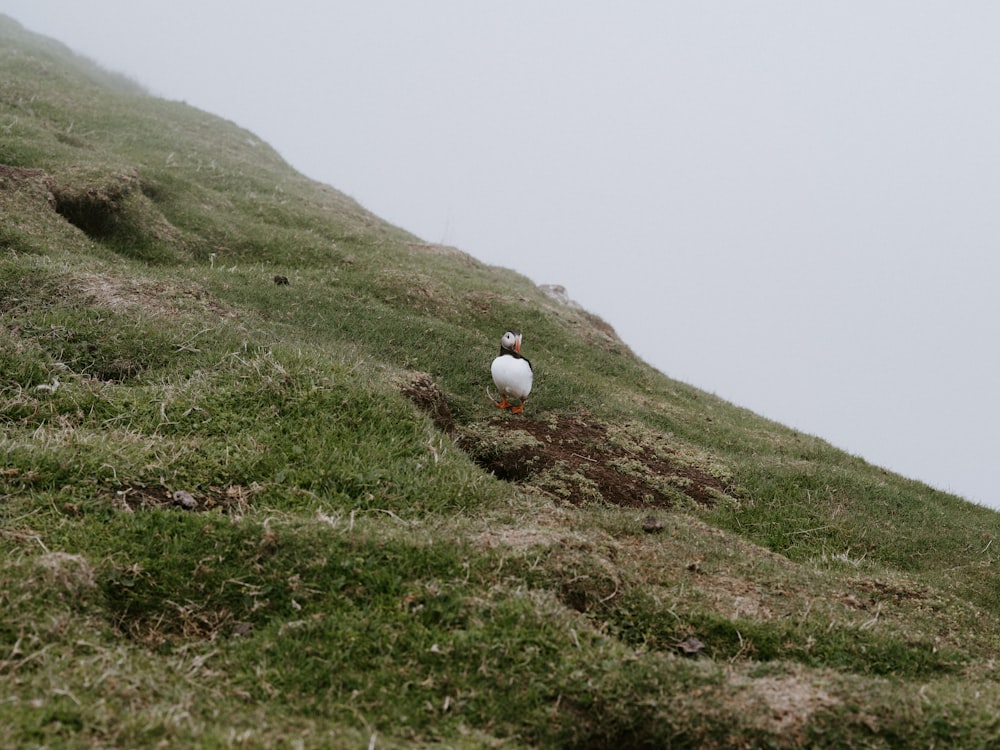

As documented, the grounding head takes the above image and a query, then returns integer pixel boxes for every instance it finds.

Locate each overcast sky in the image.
[3,2,998,509]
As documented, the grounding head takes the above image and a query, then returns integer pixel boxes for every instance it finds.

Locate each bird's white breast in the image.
[491,355,533,400]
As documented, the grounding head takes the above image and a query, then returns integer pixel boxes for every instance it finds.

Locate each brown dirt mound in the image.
[398,371,456,433]
[459,414,732,508]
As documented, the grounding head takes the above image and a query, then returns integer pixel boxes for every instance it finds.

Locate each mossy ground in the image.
[4,13,1000,748]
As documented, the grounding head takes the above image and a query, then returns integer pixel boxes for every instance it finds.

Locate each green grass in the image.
[4,11,1000,747]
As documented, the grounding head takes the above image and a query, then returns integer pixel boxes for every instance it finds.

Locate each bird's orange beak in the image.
[514,335,522,354]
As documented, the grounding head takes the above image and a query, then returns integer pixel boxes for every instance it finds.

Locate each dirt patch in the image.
[398,371,455,433]
[474,527,560,550]
[76,273,181,317]
[0,164,56,196]
[35,552,97,599]
[459,414,733,508]
[839,577,929,613]
[75,272,236,320]
[731,669,840,738]
[110,483,261,514]
[851,578,927,602]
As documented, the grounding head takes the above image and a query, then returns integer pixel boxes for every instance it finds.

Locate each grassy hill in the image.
[3,14,1000,748]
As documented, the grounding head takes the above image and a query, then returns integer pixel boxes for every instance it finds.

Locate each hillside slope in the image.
[3,15,1000,748]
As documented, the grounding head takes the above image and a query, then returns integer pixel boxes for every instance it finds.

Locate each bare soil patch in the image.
[109,483,260,514]
[731,668,840,738]
[0,163,55,194]
[398,371,455,433]
[459,414,733,508]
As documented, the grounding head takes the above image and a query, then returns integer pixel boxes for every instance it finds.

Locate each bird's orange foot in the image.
[510,404,525,414]
[495,398,511,409]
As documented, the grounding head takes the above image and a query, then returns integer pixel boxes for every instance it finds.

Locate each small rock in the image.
[232,621,254,638]
[174,490,198,509]
[273,275,289,285]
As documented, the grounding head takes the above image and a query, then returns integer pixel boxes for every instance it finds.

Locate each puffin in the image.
[491,329,533,414]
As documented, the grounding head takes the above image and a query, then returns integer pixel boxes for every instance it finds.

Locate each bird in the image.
[491,329,533,414]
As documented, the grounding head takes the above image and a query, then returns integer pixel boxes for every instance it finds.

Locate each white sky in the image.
[3,2,998,508]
